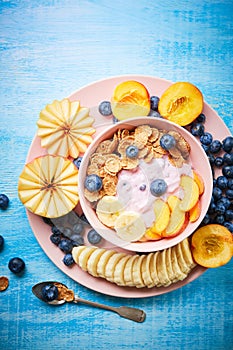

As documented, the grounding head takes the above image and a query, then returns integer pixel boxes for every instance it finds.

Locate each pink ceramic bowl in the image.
[78,117,213,252]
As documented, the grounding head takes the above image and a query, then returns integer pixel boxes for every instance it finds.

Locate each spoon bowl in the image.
[32,281,67,305]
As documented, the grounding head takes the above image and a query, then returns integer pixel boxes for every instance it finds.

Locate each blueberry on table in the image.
[58,239,73,253]
[212,187,222,200]
[41,284,59,302]
[150,179,167,197]
[87,229,102,244]
[0,235,4,250]
[51,226,61,235]
[84,174,103,192]
[8,257,25,274]
[71,234,84,246]
[50,233,61,245]
[222,165,233,178]
[200,132,213,146]
[0,194,9,210]
[62,227,73,238]
[73,157,83,169]
[196,113,206,123]
[98,101,112,116]
[224,222,233,233]
[160,134,176,150]
[209,140,222,154]
[149,110,162,118]
[216,176,228,190]
[214,157,224,168]
[126,145,139,159]
[150,96,160,111]
[216,197,231,210]
[72,221,84,235]
[190,122,205,137]
[227,178,233,190]
[225,209,233,221]
[63,253,74,266]
[202,144,209,153]
[223,152,233,165]
[214,214,225,225]
[222,136,233,153]
[226,189,233,200]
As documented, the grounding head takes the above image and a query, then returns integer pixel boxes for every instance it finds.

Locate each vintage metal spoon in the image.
[32,281,146,323]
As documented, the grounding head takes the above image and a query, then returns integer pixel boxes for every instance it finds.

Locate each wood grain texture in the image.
[0,1,232,349]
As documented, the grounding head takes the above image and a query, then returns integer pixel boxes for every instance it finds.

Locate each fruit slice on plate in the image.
[158,82,203,126]
[179,175,200,212]
[191,224,233,268]
[37,99,95,158]
[111,80,150,120]
[152,199,170,234]
[113,255,131,286]
[18,155,79,218]
[96,195,124,228]
[114,211,146,242]
[163,196,186,238]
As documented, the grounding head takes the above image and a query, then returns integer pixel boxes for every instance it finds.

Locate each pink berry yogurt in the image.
[116,155,193,227]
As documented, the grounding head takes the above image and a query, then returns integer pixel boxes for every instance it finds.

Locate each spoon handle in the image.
[73,296,146,323]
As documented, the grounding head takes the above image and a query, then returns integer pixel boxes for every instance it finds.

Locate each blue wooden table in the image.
[0,1,232,349]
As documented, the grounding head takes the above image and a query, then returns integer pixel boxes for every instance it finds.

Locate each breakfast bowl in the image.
[78,117,213,252]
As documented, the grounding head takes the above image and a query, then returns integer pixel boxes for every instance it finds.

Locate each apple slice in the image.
[162,196,186,238]
[179,175,200,211]
[111,80,150,120]
[191,224,233,268]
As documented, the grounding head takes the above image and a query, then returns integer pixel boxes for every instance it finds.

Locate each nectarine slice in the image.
[179,175,200,211]
[144,228,162,241]
[111,80,150,120]
[189,200,201,222]
[152,198,170,233]
[193,170,205,195]
[158,82,204,126]
[163,196,186,237]
[191,224,233,268]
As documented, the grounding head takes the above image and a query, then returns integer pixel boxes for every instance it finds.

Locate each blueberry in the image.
[226,189,233,200]
[63,253,74,266]
[62,227,73,238]
[150,96,160,111]
[222,165,233,178]
[214,214,225,225]
[71,234,84,246]
[216,176,228,190]
[98,101,112,116]
[84,174,103,192]
[51,226,61,235]
[190,123,205,137]
[212,187,222,200]
[202,144,209,153]
[42,217,53,226]
[150,179,167,197]
[0,194,9,210]
[149,110,162,118]
[139,184,146,191]
[202,214,211,225]
[58,239,73,253]
[72,221,84,235]
[223,153,233,165]
[208,154,215,165]
[214,157,224,168]
[200,132,213,146]
[209,140,222,154]
[160,134,176,150]
[196,113,206,123]
[0,235,4,250]
[224,222,233,233]
[222,136,233,153]
[41,284,58,302]
[50,233,61,245]
[225,209,233,221]
[73,157,83,169]
[227,178,233,190]
[215,203,226,215]
[216,197,231,210]
[112,116,119,124]
[8,257,25,274]
[87,229,102,244]
[208,201,216,215]
[126,145,139,159]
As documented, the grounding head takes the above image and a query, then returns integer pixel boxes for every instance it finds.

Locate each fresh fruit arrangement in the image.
[83,124,204,242]
[72,237,196,288]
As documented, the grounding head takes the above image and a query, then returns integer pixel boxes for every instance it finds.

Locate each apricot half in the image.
[158,82,204,126]
[191,224,233,268]
[111,80,150,120]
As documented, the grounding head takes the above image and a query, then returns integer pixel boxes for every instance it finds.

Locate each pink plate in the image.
[26,75,231,298]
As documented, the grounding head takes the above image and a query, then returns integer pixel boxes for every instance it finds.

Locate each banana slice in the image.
[86,248,106,277]
[124,255,138,287]
[149,251,161,287]
[132,255,146,288]
[180,238,196,269]
[113,255,131,286]
[72,246,87,264]
[174,242,191,274]
[96,250,116,278]
[114,211,146,242]
[104,252,127,282]
[78,246,98,271]
[170,246,187,281]
[156,249,172,287]
[96,196,124,228]
[141,253,154,287]
[165,247,179,283]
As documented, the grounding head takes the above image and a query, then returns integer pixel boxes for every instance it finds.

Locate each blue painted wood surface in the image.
[0,1,232,349]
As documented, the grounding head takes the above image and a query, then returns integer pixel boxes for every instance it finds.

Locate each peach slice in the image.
[179,175,200,212]
[191,224,233,268]
[162,196,186,238]
[111,80,150,120]
[189,200,201,222]
[158,82,204,126]
[144,228,162,241]
[193,170,205,195]
[152,198,170,234]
